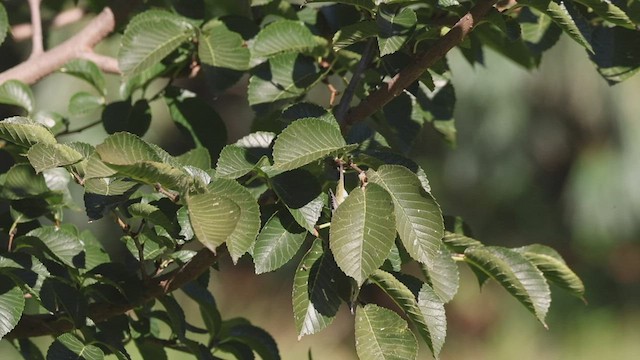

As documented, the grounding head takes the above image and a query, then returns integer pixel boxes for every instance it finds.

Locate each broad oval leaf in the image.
[207,178,261,263]
[60,59,107,95]
[47,333,104,360]
[22,225,85,267]
[0,116,56,147]
[95,132,161,165]
[514,244,585,300]
[464,246,551,327]
[376,6,417,56]
[216,144,264,179]
[68,92,105,115]
[272,118,346,171]
[333,21,378,51]
[1,163,49,200]
[0,276,25,340]
[119,10,196,76]
[420,245,459,303]
[369,270,446,358]
[186,193,241,253]
[0,80,35,113]
[199,20,250,70]
[27,143,84,173]
[366,165,444,265]
[251,20,318,59]
[292,240,342,338]
[355,304,418,360]
[102,100,152,137]
[253,212,306,274]
[330,183,396,286]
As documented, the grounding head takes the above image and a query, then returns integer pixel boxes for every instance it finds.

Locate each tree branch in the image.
[6,247,218,339]
[27,0,44,58]
[11,8,86,42]
[341,0,499,133]
[334,38,377,125]
[0,7,119,85]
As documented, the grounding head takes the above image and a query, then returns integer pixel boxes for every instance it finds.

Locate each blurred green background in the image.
[1,8,639,359]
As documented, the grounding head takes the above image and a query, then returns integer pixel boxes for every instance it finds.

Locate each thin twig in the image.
[57,118,103,137]
[342,0,499,133]
[334,38,377,125]
[28,0,44,58]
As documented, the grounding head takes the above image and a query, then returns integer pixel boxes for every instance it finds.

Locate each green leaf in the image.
[158,295,187,339]
[292,240,341,338]
[590,26,640,84]
[369,270,446,358]
[60,59,107,95]
[23,225,85,267]
[129,202,178,235]
[464,246,551,327]
[27,143,84,173]
[330,183,396,286]
[0,80,35,113]
[199,20,250,70]
[253,211,306,274]
[272,118,347,171]
[176,147,211,170]
[207,179,261,263]
[520,0,593,52]
[271,169,323,234]
[186,193,241,253]
[216,142,268,179]
[306,0,375,11]
[68,92,105,115]
[181,271,222,337]
[119,10,196,76]
[354,304,418,360]
[102,100,152,137]
[0,276,25,340]
[0,3,7,47]
[366,165,444,265]
[166,90,227,159]
[79,230,110,271]
[442,230,482,253]
[251,20,318,58]
[573,0,635,28]
[1,163,49,200]
[514,244,585,300]
[376,6,417,56]
[420,245,459,303]
[95,132,161,165]
[248,53,320,105]
[40,278,86,327]
[0,254,50,298]
[225,323,280,360]
[47,333,104,360]
[332,21,378,51]
[0,116,56,148]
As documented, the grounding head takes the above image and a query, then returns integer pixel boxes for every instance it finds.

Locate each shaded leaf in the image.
[226,323,280,360]
[332,21,378,51]
[376,6,417,56]
[330,184,396,286]
[102,100,152,137]
[0,3,7,47]
[1,163,49,200]
[573,0,634,28]
[176,147,211,170]
[464,246,551,327]
[119,10,196,76]
[23,225,84,267]
[68,92,105,115]
[292,240,341,338]
[420,245,459,303]
[355,304,418,360]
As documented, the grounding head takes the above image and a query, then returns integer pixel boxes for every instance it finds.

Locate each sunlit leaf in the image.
[199,20,250,70]
[332,21,377,51]
[186,193,240,253]
[47,333,104,360]
[355,304,418,360]
[60,59,107,95]
[119,10,196,76]
[464,246,551,327]
[253,211,306,274]
[366,165,444,266]
[272,118,347,171]
[0,80,35,113]
[22,225,84,267]
[27,143,84,173]
[0,276,25,340]
[330,184,396,286]
[251,20,318,58]
[0,116,56,147]
[515,244,585,300]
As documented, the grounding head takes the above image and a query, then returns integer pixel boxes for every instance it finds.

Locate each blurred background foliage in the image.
[1,3,639,358]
